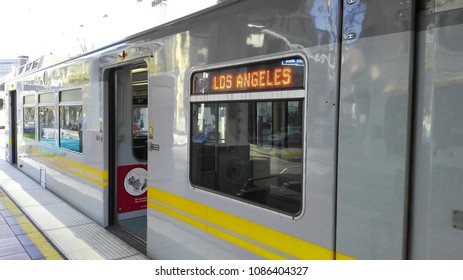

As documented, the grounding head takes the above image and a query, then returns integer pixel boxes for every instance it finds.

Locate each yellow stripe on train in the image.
[147,186,335,260]
[31,146,108,187]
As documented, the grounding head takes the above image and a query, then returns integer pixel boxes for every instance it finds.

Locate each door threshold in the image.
[107,225,147,256]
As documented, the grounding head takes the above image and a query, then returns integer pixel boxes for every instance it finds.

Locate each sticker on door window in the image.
[124,167,147,196]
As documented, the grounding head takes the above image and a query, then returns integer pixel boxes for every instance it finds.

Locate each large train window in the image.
[39,93,55,145]
[59,89,83,153]
[23,95,36,139]
[190,56,305,215]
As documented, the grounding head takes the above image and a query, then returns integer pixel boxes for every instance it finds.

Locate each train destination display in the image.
[192,57,305,94]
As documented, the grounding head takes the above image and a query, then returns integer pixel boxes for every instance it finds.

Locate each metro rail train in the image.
[2,0,463,259]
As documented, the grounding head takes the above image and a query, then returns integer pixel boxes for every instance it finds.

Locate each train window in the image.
[131,68,148,161]
[39,93,55,145]
[190,99,303,215]
[39,92,54,103]
[60,89,82,102]
[59,89,83,153]
[132,106,148,161]
[23,95,36,139]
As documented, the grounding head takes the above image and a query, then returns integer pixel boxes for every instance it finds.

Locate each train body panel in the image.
[2,0,463,259]
[146,46,339,259]
[140,0,340,259]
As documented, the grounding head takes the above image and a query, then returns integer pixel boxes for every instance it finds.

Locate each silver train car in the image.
[3,0,463,259]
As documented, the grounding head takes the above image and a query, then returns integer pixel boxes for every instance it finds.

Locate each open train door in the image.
[5,90,17,165]
[108,64,149,252]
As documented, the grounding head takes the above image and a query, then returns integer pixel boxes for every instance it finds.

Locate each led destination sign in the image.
[192,57,305,94]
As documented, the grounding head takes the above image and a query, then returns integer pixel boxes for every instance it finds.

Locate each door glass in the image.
[132,68,148,161]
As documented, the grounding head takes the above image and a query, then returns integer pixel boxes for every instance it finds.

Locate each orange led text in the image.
[211,67,293,91]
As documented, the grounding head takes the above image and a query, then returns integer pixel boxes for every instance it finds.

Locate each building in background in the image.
[0,57,27,129]
[0,56,28,79]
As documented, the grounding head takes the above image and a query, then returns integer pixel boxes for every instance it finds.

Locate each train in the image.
[2,0,463,260]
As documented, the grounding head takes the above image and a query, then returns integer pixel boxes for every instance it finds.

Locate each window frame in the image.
[58,88,83,153]
[38,92,56,146]
[131,68,149,162]
[188,54,307,217]
[23,94,36,140]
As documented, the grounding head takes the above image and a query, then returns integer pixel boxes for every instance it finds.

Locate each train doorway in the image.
[6,90,17,165]
[108,64,148,251]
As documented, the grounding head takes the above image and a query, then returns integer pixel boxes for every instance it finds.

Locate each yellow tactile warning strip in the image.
[0,189,64,260]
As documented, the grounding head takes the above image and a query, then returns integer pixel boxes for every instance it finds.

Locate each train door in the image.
[109,65,148,247]
[336,1,415,259]
[408,6,463,259]
[6,90,17,165]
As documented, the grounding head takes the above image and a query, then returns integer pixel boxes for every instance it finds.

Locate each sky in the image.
[1,0,218,60]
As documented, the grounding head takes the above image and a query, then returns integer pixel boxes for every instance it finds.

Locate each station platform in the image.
[0,143,149,260]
